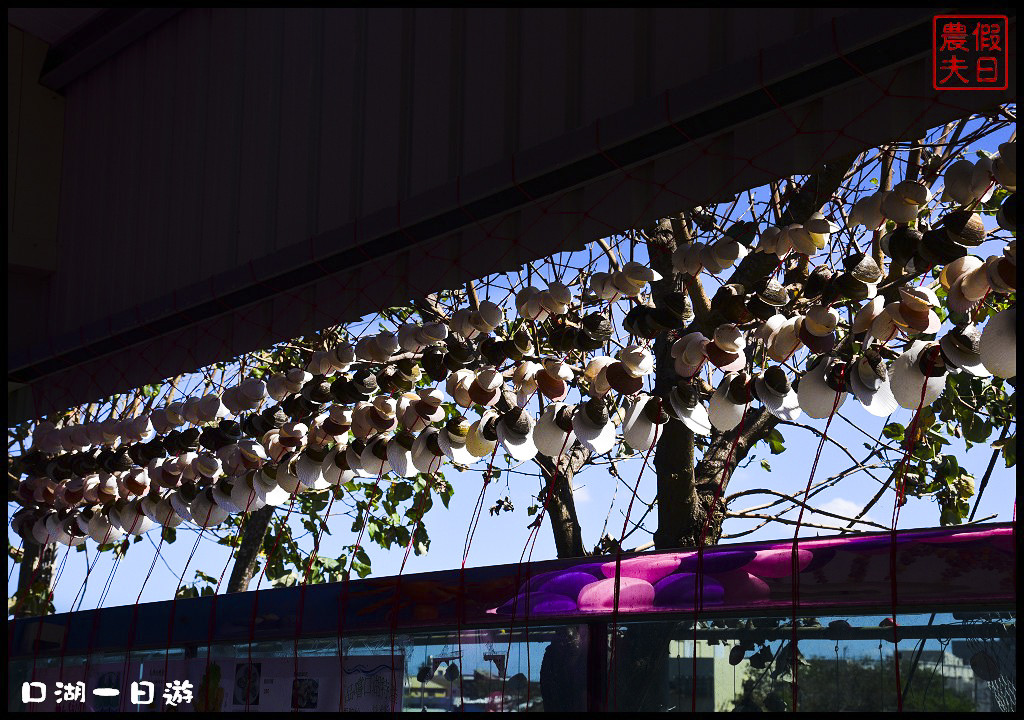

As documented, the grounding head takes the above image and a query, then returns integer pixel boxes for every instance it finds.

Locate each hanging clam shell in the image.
[917,227,966,267]
[844,252,882,283]
[943,210,986,247]
[797,357,848,419]
[940,255,984,291]
[979,307,1016,378]
[939,325,989,377]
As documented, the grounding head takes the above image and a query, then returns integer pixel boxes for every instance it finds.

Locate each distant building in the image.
[667,640,750,711]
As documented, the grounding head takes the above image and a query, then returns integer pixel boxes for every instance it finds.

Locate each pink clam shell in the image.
[577,577,655,612]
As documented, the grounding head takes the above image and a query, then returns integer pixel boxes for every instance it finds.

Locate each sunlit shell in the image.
[848,192,885,229]
[849,354,899,418]
[881,189,919,223]
[535,403,577,457]
[797,357,848,419]
[708,374,747,431]
[891,342,946,409]
[572,400,616,455]
[466,413,499,458]
[767,316,802,362]
[411,428,446,475]
[939,326,989,378]
[979,307,1016,378]
[754,367,801,421]
[496,409,538,464]
[190,488,230,528]
[619,345,655,377]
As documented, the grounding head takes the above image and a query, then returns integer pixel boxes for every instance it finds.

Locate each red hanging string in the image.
[790,367,846,712]
[692,402,748,712]
[606,402,661,711]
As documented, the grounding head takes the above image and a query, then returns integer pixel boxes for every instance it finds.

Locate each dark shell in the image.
[481,416,499,442]
[370,438,389,460]
[802,265,833,300]
[583,398,609,426]
[725,221,757,247]
[445,416,470,439]
[574,328,604,352]
[352,369,379,394]
[642,397,670,424]
[511,329,535,355]
[109,450,133,473]
[376,366,400,394]
[992,257,1016,291]
[823,361,848,392]
[218,420,242,443]
[672,382,699,409]
[844,252,882,283]
[745,295,776,321]
[140,436,165,464]
[446,338,477,364]
[180,427,202,449]
[860,349,888,381]
[495,389,518,414]
[999,193,1016,230]
[726,373,753,404]
[712,285,753,324]
[946,325,982,354]
[918,228,967,266]
[647,306,682,332]
[302,376,333,404]
[421,348,449,381]
[554,326,581,351]
[501,407,531,435]
[623,305,648,338]
[917,345,947,377]
[552,406,575,433]
[581,313,613,340]
[425,433,444,457]
[480,336,508,365]
[329,375,353,403]
[71,453,99,477]
[756,278,788,306]
[660,292,691,321]
[819,280,843,307]
[943,210,986,246]
[262,405,290,428]
[835,272,872,302]
[396,358,419,378]
[887,226,921,266]
[282,394,316,421]
[762,365,791,395]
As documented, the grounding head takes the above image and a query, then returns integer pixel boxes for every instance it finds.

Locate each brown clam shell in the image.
[943,210,986,246]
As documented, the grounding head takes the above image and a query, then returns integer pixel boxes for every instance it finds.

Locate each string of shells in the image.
[11,141,1017,549]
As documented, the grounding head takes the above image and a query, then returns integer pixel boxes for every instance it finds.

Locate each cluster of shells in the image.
[11,142,1017,551]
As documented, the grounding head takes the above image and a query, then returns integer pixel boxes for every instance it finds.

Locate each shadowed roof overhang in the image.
[6,8,1017,423]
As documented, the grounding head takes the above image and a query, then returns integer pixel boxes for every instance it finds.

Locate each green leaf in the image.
[764,428,786,455]
[760,459,772,472]
[882,422,905,442]
[962,415,991,444]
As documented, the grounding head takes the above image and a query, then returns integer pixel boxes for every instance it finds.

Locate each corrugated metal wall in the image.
[8,8,1016,420]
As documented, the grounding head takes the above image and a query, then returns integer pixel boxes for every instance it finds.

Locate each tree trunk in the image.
[226,505,275,593]
[535,444,590,560]
[14,540,57,618]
